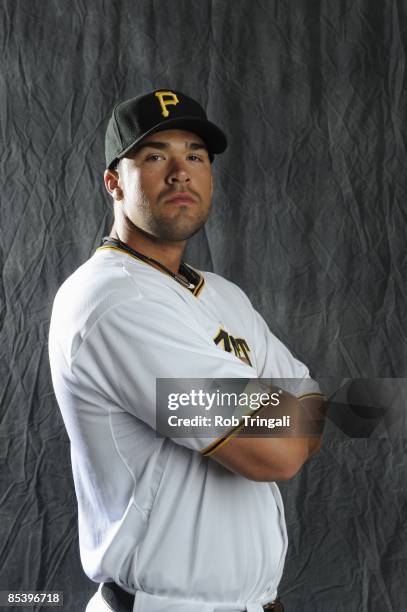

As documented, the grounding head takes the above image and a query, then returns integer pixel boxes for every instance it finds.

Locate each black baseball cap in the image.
[105,89,227,169]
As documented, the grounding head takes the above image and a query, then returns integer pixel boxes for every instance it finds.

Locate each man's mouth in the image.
[164,192,198,205]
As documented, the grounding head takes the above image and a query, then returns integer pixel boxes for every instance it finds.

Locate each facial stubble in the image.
[134,188,211,242]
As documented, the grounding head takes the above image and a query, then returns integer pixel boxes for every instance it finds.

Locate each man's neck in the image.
[109,225,186,275]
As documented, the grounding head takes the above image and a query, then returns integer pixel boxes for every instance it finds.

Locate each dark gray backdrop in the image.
[1,1,406,611]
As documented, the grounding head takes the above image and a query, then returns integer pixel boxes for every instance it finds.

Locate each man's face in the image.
[114,129,213,242]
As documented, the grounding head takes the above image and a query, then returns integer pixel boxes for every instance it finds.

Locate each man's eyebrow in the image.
[187,142,208,151]
[136,141,208,152]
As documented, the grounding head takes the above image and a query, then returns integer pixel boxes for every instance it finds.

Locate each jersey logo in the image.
[154,91,179,117]
[214,328,252,367]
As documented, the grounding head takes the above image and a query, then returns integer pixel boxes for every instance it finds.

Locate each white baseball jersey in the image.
[48,245,321,612]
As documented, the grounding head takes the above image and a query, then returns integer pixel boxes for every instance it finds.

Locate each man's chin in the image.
[153,217,207,242]
[156,225,204,242]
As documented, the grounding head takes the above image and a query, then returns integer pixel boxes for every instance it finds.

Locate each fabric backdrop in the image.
[1,1,406,610]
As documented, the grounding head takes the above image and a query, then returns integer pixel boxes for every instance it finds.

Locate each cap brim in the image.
[117,117,227,163]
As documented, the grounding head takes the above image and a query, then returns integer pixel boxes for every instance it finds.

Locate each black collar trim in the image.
[97,237,205,297]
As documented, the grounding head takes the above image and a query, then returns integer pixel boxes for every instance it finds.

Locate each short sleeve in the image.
[251,308,323,399]
[64,297,258,453]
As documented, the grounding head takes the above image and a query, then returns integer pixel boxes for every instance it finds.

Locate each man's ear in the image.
[104,169,123,201]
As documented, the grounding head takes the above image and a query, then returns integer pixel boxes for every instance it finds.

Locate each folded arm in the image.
[208,392,326,481]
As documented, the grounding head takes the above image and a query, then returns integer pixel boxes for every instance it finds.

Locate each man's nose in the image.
[166,158,190,184]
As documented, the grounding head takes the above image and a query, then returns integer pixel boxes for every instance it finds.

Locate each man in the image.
[49,89,325,612]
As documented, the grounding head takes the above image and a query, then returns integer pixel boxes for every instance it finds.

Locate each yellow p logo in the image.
[154,90,180,118]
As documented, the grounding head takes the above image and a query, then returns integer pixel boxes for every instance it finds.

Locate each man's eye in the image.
[146,154,163,161]
[188,154,203,162]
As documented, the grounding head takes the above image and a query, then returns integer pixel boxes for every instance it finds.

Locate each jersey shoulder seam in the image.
[68,294,143,369]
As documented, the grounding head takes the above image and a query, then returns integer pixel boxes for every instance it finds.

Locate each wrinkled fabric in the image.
[1,1,406,611]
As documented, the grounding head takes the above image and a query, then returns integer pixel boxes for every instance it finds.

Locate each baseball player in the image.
[48,89,325,612]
